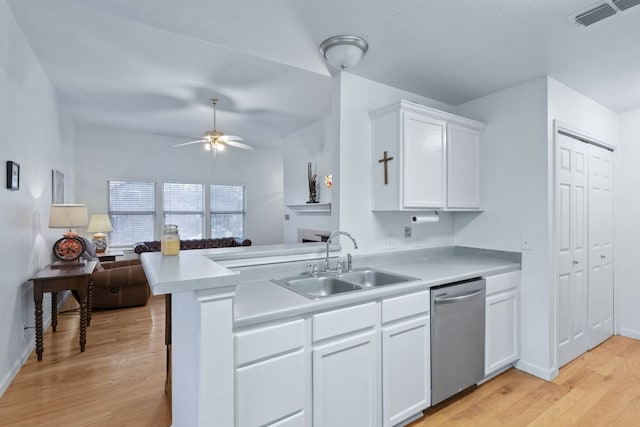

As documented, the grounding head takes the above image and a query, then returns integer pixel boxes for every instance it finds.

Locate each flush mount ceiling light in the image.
[319,35,368,70]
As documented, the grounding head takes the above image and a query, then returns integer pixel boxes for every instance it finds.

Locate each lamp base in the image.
[92,235,108,253]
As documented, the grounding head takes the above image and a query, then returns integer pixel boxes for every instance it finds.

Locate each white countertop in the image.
[141,252,239,295]
[233,252,520,329]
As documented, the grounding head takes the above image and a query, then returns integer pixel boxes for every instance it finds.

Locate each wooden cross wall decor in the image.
[378,150,394,185]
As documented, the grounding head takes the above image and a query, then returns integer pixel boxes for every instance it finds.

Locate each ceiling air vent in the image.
[575,3,617,26]
[570,0,640,27]
[612,0,640,11]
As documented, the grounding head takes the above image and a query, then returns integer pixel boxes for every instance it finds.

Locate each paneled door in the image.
[588,144,614,348]
[556,133,589,368]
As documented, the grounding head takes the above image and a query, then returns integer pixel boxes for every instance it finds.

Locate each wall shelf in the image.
[286,203,331,214]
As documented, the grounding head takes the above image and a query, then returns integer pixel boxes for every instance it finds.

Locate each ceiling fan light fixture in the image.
[320,35,368,70]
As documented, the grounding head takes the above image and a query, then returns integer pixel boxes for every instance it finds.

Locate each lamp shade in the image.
[49,204,89,229]
[87,214,113,233]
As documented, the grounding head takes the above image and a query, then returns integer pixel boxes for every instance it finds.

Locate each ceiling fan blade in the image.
[218,135,243,142]
[174,140,206,147]
[224,140,256,151]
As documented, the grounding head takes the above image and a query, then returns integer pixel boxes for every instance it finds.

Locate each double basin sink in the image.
[272,268,418,300]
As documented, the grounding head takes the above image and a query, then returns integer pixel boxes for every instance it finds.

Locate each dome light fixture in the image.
[319,35,368,70]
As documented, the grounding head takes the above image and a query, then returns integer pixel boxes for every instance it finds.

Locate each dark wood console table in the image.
[29,261,97,361]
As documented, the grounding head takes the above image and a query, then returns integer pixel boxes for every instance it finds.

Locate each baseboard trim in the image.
[619,328,640,340]
[514,359,558,381]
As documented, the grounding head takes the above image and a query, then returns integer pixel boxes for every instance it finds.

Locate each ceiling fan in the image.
[174,98,255,152]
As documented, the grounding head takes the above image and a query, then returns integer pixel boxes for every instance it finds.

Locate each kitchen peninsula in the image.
[141,244,520,427]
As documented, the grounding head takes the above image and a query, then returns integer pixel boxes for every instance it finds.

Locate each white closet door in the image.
[557,133,589,368]
[588,144,614,348]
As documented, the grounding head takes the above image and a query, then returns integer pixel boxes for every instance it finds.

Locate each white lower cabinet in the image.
[312,302,379,427]
[484,271,521,377]
[235,319,309,427]
[381,290,430,427]
[235,290,435,426]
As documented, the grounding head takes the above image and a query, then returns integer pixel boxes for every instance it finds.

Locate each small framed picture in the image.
[6,161,19,191]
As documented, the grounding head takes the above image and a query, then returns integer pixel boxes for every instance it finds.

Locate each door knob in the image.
[573,260,579,265]
[601,255,606,259]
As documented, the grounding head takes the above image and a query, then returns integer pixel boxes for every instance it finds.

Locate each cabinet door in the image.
[313,330,379,427]
[485,290,519,376]
[447,124,480,209]
[236,350,307,427]
[402,111,446,209]
[382,315,430,427]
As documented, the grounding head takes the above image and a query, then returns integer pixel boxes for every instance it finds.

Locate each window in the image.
[108,181,245,245]
[163,183,204,239]
[108,180,156,246]
[210,185,245,238]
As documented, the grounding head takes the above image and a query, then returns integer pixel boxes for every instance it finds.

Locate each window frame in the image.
[107,179,157,248]
[209,184,246,239]
[107,179,247,246]
[162,182,206,240]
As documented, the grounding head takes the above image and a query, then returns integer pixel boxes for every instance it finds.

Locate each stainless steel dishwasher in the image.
[431,277,486,405]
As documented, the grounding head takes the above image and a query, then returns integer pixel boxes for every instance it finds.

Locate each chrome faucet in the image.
[325,231,358,272]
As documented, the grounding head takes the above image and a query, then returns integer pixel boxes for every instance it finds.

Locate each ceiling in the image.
[8,0,640,147]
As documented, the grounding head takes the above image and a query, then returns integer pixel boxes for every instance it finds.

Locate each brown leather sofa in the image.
[78,238,150,309]
[92,259,150,309]
[133,237,252,254]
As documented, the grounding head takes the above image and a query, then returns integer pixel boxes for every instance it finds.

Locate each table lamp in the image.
[48,204,89,267]
[87,214,113,253]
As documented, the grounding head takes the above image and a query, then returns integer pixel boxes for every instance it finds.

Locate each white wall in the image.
[282,117,333,243]
[73,125,284,246]
[335,72,458,254]
[0,0,75,396]
[455,78,553,378]
[617,110,640,338]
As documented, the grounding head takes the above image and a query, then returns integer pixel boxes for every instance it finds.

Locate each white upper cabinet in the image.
[370,100,486,211]
[447,124,481,209]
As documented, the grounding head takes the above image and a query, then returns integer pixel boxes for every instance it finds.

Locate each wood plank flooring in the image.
[408,336,640,427]
[0,295,171,427]
[1,295,639,426]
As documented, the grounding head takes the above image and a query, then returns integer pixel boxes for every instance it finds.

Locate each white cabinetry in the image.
[381,290,430,427]
[235,319,309,427]
[370,100,486,211]
[484,271,520,377]
[447,124,481,209]
[312,302,379,427]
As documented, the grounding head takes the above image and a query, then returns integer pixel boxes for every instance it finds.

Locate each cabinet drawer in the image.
[236,319,305,365]
[382,290,430,324]
[313,302,377,342]
[485,270,520,296]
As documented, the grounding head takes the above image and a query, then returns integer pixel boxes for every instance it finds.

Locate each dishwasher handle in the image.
[433,289,484,305]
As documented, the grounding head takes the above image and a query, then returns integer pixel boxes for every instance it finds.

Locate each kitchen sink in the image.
[272,268,418,300]
[273,276,363,299]
[338,269,415,287]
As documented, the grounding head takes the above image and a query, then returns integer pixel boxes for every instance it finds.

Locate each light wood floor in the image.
[2,297,640,427]
[0,295,171,427]
[409,335,640,427]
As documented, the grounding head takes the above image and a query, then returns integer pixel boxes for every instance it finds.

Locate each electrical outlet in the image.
[383,238,397,250]
[521,234,532,250]
[404,226,412,238]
